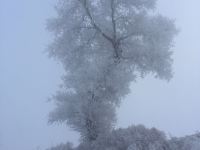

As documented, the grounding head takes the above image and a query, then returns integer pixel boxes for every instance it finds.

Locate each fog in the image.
[0,0,199,150]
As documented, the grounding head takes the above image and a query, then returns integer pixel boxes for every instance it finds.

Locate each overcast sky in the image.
[0,0,200,150]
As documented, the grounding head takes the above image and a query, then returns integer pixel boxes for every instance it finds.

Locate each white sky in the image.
[0,0,200,150]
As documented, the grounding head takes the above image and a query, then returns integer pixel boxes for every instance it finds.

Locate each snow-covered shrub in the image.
[47,142,73,150]
[91,125,170,150]
[47,125,171,150]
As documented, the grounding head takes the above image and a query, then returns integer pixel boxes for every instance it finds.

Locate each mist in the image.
[0,0,199,150]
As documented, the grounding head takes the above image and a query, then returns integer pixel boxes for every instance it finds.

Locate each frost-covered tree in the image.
[47,0,177,142]
[169,133,200,150]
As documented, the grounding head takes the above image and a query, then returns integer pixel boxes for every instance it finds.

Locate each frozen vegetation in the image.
[47,126,200,150]
[46,0,199,150]
[169,133,200,150]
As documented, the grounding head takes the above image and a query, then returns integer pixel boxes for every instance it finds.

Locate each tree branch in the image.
[78,0,125,62]
[78,0,113,44]
[111,0,117,40]
[119,32,137,41]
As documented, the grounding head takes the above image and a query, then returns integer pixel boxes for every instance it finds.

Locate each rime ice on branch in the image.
[47,0,177,142]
